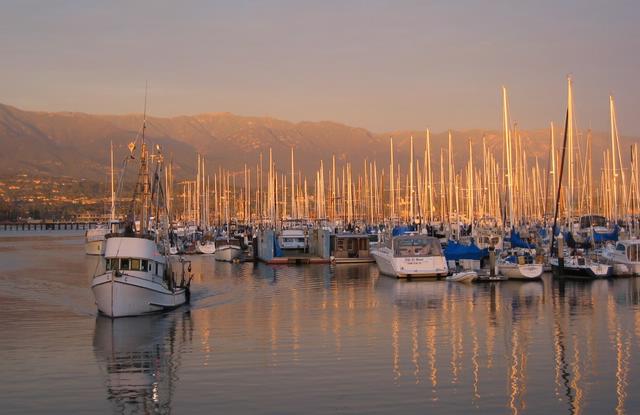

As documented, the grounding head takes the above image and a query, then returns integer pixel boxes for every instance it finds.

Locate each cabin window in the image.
[131,259,141,271]
[617,244,626,251]
[141,259,148,271]
[105,259,112,270]
[155,262,159,275]
[120,258,130,270]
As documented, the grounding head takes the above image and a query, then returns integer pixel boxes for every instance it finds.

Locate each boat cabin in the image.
[278,229,307,250]
[391,235,443,258]
[330,234,374,263]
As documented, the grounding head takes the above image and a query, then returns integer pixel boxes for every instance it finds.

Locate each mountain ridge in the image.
[0,102,636,182]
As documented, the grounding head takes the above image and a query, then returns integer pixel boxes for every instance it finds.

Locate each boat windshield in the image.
[394,237,442,257]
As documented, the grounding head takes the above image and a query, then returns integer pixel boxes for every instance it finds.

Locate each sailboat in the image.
[549,78,612,279]
[496,87,543,281]
[85,141,122,255]
[91,107,191,317]
[214,185,243,262]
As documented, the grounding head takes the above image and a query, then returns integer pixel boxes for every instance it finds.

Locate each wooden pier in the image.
[0,222,99,231]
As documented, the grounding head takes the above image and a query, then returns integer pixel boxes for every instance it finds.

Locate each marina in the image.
[2,2,640,413]
[2,231,640,413]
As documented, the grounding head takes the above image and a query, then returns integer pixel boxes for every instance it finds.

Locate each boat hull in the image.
[196,242,216,255]
[214,246,243,262]
[550,258,612,279]
[92,271,187,318]
[497,263,543,280]
[446,271,478,283]
[372,249,448,278]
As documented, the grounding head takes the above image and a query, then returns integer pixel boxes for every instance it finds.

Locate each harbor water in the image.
[1,231,640,414]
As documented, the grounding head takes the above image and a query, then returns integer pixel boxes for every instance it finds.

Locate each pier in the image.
[0,222,99,231]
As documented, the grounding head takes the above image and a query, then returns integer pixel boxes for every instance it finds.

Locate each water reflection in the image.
[93,311,193,414]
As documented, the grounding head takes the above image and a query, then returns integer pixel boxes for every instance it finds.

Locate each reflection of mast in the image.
[392,306,401,383]
[552,282,577,415]
[608,291,630,415]
[425,313,438,395]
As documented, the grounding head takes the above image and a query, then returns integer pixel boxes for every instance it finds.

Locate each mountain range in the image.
[0,103,636,183]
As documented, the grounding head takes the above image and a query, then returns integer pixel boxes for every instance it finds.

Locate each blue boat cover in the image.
[508,228,536,249]
[444,240,489,261]
[391,225,416,236]
[592,225,619,243]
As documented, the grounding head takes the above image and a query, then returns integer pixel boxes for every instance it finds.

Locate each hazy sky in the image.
[1,0,639,134]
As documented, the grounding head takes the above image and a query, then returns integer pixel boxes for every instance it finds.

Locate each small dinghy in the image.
[446,270,478,283]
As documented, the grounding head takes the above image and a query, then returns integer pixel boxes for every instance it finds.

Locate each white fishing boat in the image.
[601,239,640,276]
[371,233,448,278]
[91,107,190,317]
[92,236,190,317]
[446,270,478,283]
[214,237,243,262]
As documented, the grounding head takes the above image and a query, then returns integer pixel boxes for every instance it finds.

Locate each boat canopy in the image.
[444,240,488,261]
[508,228,536,249]
[592,225,619,243]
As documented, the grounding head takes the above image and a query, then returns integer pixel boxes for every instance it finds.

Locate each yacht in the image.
[372,232,448,278]
[601,239,640,276]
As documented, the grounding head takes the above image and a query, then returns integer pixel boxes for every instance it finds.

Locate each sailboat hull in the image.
[497,263,543,280]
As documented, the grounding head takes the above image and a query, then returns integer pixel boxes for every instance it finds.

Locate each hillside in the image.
[0,103,636,182]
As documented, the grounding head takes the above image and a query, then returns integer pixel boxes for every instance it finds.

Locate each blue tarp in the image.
[593,225,619,243]
[274,236,283,257]
[444,240,489,261]
[392,225,416,236]
[508,228,536,249]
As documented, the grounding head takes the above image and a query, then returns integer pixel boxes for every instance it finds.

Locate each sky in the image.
[1,0,639,134]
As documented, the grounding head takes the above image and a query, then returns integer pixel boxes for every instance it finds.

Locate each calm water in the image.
[1,232,640,414]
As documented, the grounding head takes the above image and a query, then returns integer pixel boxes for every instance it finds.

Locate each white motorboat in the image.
[214,237,243,262]
[92,236,190,317]
[601,239,640,276]
[371,233,448,278]
[446,270,478,283]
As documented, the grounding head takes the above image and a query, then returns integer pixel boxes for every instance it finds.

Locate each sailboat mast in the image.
[110,141,115,222]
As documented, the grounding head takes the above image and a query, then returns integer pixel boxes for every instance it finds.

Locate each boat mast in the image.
[502,87,514,228]
[110,141,115,222]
